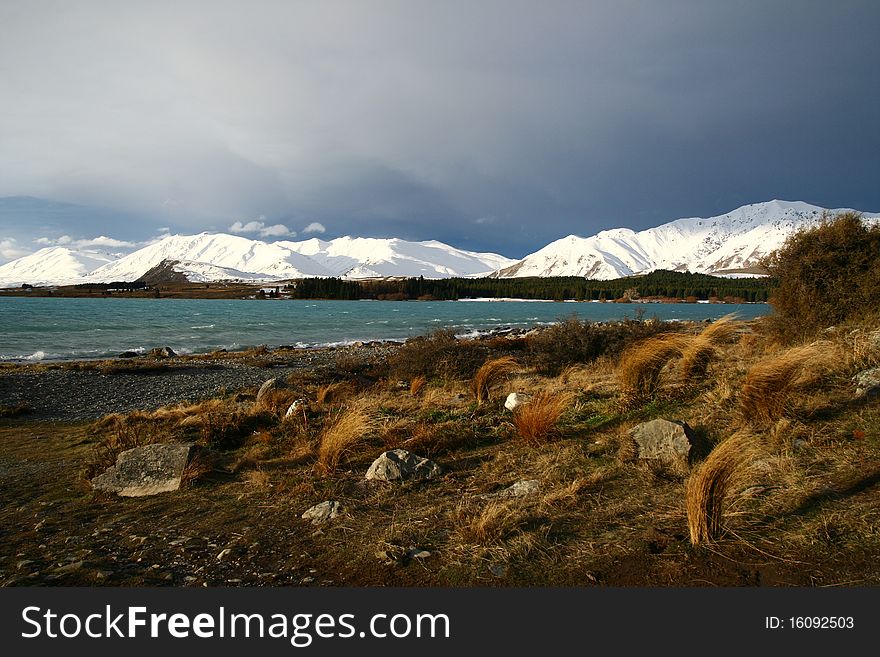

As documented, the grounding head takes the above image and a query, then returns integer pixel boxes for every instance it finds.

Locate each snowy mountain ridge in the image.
[1,200,878,287]
[494,200,880,279]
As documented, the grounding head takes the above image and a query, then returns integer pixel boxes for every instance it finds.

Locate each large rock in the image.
[148,346,177,358]
[256,378,283,403]
[630,419,696,462]
[302,500,342,525]
[91,443,196,497]
[853,367,880,400]
[365,449,442,482]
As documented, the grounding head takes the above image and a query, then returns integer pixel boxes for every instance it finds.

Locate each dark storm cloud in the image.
[0,0,878,259]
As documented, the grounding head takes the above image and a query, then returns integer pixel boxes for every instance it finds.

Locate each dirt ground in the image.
[2,417,878,587]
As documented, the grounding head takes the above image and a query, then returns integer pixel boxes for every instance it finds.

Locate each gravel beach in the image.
[0,344,398,422]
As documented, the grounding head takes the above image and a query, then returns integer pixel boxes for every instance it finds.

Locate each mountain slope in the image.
[85,233,334,283]
[278,236,516,278]
[495,200,880,279]
[0,246,119,287]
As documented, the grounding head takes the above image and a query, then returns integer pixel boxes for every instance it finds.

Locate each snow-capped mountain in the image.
[0,246,120,287]
[2,200,878,287]
[278,236,515,279]
[0,233,516,286]
[85,233,334,283]
[494,200,880,279]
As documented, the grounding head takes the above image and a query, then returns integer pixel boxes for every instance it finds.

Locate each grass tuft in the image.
[738,342,837,428]
[471,356,519,404]
[616,333,691,406]
[316,402,374,474]
[685,432,757,545]
[512,391,572,445]
[680,315,739,382]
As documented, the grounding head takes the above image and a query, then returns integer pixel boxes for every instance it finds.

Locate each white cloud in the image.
[32,235,137,249]
[303,222,326,234]
[76,235,138,248]
[158,226,170,233]
[229,218,294,237]
[0,238,31,261]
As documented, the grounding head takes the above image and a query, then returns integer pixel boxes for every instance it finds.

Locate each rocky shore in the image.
[0,343,401,423]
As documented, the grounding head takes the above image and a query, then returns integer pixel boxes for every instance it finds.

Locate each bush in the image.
[528,316,675,375]
[386,329,485,380]
[763,212,880,340]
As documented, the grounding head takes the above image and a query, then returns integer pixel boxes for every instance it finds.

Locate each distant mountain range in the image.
[1,200,877,287]
[494,200,879,279]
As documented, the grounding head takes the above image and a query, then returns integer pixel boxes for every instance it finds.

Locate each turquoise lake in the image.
[0,297,772,361]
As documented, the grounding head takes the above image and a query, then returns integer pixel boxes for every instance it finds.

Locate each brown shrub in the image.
[528,316,677,375]
[386,329,485,380]
[763,212,880,341]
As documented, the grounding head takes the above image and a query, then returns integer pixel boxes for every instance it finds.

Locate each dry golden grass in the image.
[512,391,572,446]
[316,382,351,406]
[616,333,691,405]
[242,468,271,490]
[738,342,838,428]
[254,388,299,414]
[453,499,529,545]
[685,432,758,545]
[316,402,375,474]
[409,375,427,397]
[680,315,740,381]
[471,356,519,404]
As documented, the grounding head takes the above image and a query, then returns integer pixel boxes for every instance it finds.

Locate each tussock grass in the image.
[453,499,531,545]
[409,375,427,397]
[512,391,572,445]
[738,342,839,428]
[686,432,758,545]
[680,315,739,382]
[470,356,519,404]
[316,382,351,406]
[616,333,691,406]
[316,402,375,474]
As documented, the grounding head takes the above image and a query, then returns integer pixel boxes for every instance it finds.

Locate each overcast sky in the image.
[1,0,879,262]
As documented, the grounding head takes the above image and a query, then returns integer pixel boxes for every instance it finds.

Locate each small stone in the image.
[504,392,531,411]
[301,501,342,525]
[482,479,540,500]
[406,549,431,560]
[489,564,508,577]
[285,399,308,418]
[51,561,84,575]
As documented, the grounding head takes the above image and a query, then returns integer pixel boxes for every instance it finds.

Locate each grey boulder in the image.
[302,500,342,525]
[630,419,696,461]
[365,449,441,482]
[91,443,196,497]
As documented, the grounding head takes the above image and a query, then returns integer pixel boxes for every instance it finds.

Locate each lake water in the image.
[0,297,772,362]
